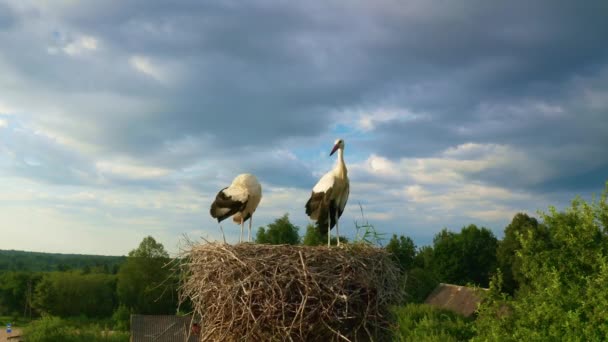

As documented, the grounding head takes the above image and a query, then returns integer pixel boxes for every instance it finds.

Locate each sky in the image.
[1,0,607,256]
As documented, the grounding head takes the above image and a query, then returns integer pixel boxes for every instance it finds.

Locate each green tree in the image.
[404,267,440,303]
[128,236,169,258]
[302,224,324,246]
[432,225,498,287]
[255,214,301,245]
[116,236,177,315]
[403,245,440,303]
[0,271,41,317]
[33,272,117,317]
[386,234,416,271]
[496,213,549,294]
[413,245,434,269]
[475,185,608,341]
[301,224,347,246]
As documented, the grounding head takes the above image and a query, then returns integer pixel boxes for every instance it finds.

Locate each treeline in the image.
[0,250,125,273]
[394,187,608,340]
[0,237,179,330]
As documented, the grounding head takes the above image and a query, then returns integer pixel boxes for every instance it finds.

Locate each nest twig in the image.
[179,242,402,341]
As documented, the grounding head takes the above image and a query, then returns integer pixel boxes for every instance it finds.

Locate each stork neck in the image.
[335,148,347,178]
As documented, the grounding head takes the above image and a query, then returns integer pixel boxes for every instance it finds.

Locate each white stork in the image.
[210,173,262,243]
[305,139,349,247]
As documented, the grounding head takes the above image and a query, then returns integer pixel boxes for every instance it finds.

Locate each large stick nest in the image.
[179,242,403,341]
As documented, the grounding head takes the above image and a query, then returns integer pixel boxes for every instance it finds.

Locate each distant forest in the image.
[0,249,125,273]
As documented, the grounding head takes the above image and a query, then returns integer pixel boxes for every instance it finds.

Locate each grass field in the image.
[0,316,129,342]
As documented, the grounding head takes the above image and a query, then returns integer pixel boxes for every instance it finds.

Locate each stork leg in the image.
[219,224,226,244]
[240,217,244,243]
[327,216,331,247]
[248,217,252,242]
[336,212,340,247]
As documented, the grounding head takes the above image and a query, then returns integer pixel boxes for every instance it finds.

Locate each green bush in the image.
[111,305,130,331]
[393,303,474,342]
[23,315,130,342]
[33,272,117,317]
[474,185,608,341]
[23,316,68,342]
[404,267,439,303]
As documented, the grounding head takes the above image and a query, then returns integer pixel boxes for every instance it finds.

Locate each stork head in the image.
[330,138,345,156]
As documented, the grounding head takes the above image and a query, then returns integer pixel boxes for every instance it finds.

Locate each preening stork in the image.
[305,139,349,247]
[210,173,262,243]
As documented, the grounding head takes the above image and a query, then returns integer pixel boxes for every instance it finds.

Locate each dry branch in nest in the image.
[179,242,403,341]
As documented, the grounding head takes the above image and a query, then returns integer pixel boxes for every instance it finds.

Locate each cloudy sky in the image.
[1,0,607,256]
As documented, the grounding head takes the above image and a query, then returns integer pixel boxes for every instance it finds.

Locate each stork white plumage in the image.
[209,173,262,243]
[305,139,349,247]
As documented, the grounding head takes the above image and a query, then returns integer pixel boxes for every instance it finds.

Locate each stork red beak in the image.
[330,144,339,156]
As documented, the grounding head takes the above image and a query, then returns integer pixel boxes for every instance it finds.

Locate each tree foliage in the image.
[116,236,177,315]
[393,303,474,341]
[475,186,608,341]
[496,213,549,294]
[23,315,130,342]
[33,272,116,317]
[0,250,124,273]
[255,214,301,245]
[401,245,440,303]
[302,224,348,246]
[0,271,41,316]
[432,225,498,287]
[302,224,324,246]
[127,236,169,258]
[386,234,416,272]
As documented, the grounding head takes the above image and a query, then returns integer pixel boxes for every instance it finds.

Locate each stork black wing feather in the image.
[210,187,248,222]
[305,189,338,234]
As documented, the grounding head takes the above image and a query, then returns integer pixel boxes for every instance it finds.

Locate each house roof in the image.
[424,283,486,317]
[130,315,199,342]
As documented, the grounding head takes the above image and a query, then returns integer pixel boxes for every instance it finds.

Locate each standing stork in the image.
[305,139,349,247]
[210,173,262,243]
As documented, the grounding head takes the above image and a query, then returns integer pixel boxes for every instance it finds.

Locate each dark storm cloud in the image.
[1,1,363,159]
[357,0,608,193]
[1,0,607,194]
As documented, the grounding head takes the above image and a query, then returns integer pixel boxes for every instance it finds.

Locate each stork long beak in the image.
[330,144,339,156]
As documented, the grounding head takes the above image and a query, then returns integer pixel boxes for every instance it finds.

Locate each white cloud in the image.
[358,108,415,131]
[354,143,553,186]
[343,143,550,239]
[61,35,99,56]
[130,55,164,81]
[336,107,427,132]
[0,101,19,115]
[465,208,520,222]
[96,160,171,179]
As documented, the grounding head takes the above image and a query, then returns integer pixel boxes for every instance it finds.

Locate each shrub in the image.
[23,315,68,342]
[111,305,130,331]
[393,303,474,342]
[23,315,130,342]
[474,185,608,341]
